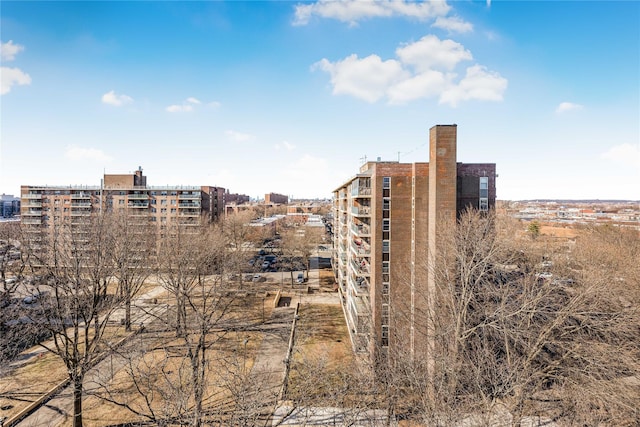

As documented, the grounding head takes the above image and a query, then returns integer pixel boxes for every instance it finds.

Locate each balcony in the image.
[348,274,370,295]
[351,206,371,217]
[23,210,43,216]
[351,186,372,198]
[22,218,42,225]
[128,202,149,208]
[26,202,42,207]
[71,202,92,207]
[23,193,42,199]
[178,193,200,199]
[351,223,371,236]
[351,238,370,257]
[350,258,370,276]
[178,202,200,208]
[128,193,149,200]
[71,193,91,199]
[179,210,200,217]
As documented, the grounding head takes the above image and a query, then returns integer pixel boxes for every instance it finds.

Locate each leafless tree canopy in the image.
[382,210,640,425]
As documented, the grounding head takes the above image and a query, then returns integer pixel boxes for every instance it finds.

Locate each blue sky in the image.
[1,0,638,200]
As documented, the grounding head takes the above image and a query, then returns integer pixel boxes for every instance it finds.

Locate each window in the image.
[171,199,177,205]
[161,208,167,213]
[479,177,489,211]
[382,241,390,253]
[382,177,390,189]
[161,199,167,205]
[382,198,390,210]
[382,261,390,274]
[151,207,156,213]
[118,199,124,205]
[382,303,389,317]
[382,282,389,295]
[171,208,176,214]
[382,219,390,231]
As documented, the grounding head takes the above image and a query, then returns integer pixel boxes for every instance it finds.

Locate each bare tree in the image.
[0,222,31,363]
[380,210,640,425]
[220,211,257,289]
[24,217,120,427]
[110,210,156,331]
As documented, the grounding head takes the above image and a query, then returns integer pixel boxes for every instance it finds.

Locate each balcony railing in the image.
[178,202,200,208]
[71,202,92,207]
[128,193,149,200]
[351,186,372,197]
[22,218,42,225]
[23,210,43,216]
[351,239,370,256]
[70,193,91,199]
[26,202,42,207]
[128,202,149,208]
[348,274,370,295]
[350,258,370,276]
[351,223,371,236]
[178,193,200,199]
[23,193,42,199]
[351,206,371,217]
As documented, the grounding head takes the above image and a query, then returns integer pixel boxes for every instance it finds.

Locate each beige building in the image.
[332,125,496,360]
[21,167,225,231]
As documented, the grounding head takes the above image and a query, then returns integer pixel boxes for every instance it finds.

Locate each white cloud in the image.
[313,54,407,103]
[387,69,449,104]
[166,104,194,113]
[439,64,507,107]
[293,0,450,26]
[315,35,507,107]
[1,40,24,61]
[65,146,113,162]
[166,97,208,112]
[396,35,472,71]
[208,101,222,108]
[601,143,640,168]
[1,67,31,95]
[101,90,133,106]
[225,130,255,142]
[432,16,473,34]
[555,101,584,114]
[275,141,296,151]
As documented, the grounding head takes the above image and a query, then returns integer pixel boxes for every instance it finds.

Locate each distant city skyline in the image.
[1,1,638,200]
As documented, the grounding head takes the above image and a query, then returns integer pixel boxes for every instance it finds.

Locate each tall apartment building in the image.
[332,125,496,360]
[20,167,226,231]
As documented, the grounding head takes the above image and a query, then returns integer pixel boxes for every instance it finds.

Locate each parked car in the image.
[261,261,271,270]
[296,273,304,284]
